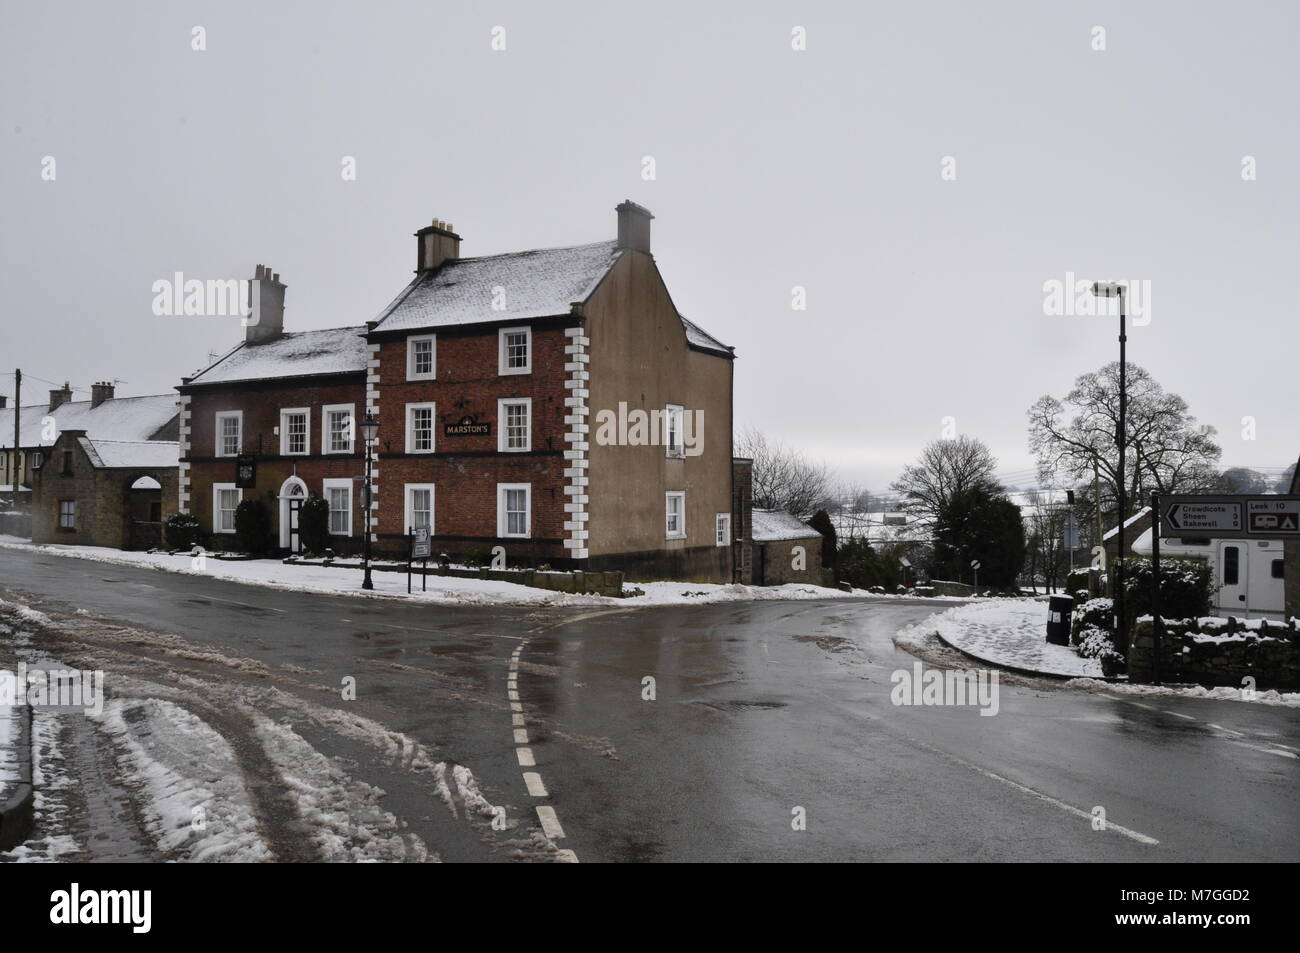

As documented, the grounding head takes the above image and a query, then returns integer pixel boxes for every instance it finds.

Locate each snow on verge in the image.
[1,536,884,607]
[896,599,1104,679]
[90,698,272,862]
[1065,678,1300,708]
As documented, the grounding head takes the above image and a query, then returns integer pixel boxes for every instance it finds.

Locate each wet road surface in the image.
[0,547,1295,862]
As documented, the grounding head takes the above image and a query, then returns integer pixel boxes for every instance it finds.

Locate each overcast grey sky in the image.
[3,1,1297,491]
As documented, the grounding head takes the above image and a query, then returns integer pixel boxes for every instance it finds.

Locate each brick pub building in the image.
[179,202,741,581]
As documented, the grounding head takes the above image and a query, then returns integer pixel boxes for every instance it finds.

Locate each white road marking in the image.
[512,713,526,727]
[501,611,639,862]
[1105,697,1296,755]
[1207,723,1244,737]
[199,594,286,613]
[536,806,566,839]
[904,735,1160,846]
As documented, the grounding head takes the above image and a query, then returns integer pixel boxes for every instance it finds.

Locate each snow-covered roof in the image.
[679,314,732,356]
[752,509,820,542]
[187,326,368,386]
[78,438,179,469]
[0,394,178,450]
[372,241,624,333]
[369,242,733,356]
[1103,506,1151,541]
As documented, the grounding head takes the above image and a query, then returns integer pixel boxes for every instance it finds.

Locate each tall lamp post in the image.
[360,412,379,590]
[1091,282,1127,649]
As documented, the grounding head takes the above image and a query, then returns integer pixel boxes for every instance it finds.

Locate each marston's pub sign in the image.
[444,415,491,437]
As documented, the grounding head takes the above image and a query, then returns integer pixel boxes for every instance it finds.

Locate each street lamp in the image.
[359,412,379,590]
[1091,281,1127,650]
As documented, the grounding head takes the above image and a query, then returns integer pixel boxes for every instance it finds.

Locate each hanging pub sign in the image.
[235,454,256,488]
[444,415,491,437]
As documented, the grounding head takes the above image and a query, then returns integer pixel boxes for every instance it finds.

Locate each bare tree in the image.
[1028,362,1221,524]
[735,428,834,518]
[890,435,1001,523]
[1024,490,1071,593]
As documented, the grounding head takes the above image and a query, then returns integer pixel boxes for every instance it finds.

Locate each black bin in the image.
[1045,594,1074,646]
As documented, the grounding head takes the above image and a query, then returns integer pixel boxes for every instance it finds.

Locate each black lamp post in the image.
[1092,282,1127,649]
[360,412,379,590]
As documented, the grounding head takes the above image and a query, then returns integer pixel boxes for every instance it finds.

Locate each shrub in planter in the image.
[297,495,331,555]
[164,512,200,550]
[233,499,272,554]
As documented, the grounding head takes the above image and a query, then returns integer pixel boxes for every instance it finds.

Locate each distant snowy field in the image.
[0,536,889,608]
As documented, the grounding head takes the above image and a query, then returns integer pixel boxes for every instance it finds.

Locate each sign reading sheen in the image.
[1160,494,1300,539]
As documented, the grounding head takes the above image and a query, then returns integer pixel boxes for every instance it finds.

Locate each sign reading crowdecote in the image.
[1160,494,1300,539]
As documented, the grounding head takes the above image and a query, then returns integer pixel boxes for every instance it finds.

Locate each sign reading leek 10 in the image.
[1159,495,1300,539]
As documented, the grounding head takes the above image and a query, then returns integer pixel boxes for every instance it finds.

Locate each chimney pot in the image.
[416,217,462,272]
[48,382,73,412]
[246,265,286,345]
[616,200,654,253]
[91,381,115,408]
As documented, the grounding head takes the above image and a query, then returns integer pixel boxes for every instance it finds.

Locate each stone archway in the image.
[123,472,163,550]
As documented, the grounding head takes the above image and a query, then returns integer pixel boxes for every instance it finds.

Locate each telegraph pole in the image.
[12,368,19,487]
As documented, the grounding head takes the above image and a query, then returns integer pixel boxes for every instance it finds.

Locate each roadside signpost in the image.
[408,525,431,593]
[970,559,980,591]
[1149,493,1300,684]
[1159,494,1300,539]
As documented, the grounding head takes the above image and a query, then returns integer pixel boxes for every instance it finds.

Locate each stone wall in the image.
[1127,617,1300,691]
[756,536,823,586]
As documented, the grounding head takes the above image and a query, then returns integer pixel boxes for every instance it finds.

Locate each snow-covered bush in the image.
[1121,557,1211,630]
[1071,598,1113,644]
[164,512,200,550]
[1074,626,1125,675]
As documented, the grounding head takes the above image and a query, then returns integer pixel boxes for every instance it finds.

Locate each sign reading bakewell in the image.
[1160,494,1300,539]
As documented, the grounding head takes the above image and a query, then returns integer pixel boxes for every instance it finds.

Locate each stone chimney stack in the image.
[49,382,73,411]
[246,264,286,345]
[91,381,115,408]
[415,219,461,272]
[616,200,653,254]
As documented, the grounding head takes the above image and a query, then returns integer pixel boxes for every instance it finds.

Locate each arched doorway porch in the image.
[278,476,308,552]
